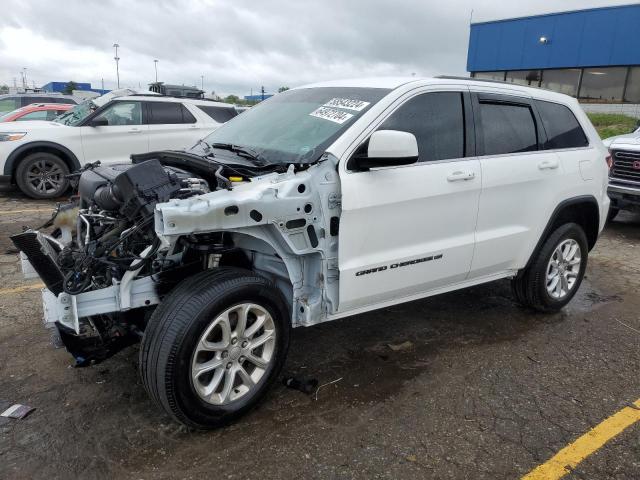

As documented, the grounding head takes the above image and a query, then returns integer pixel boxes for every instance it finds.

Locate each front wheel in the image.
[16,152,69,199]
[140,268,290,429]
[511,223,588,312]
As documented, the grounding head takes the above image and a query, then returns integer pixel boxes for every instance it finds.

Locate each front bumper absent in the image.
[41,276,161,334]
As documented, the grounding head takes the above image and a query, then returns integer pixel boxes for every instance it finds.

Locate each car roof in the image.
[22,103,75,109]
[115,95,236,108]
[294,76,577,104]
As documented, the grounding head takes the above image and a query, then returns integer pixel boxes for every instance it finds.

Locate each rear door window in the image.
[197,105,238,123]
[536,100,589,149]
[147,102,196,124]
[477,101,538,155]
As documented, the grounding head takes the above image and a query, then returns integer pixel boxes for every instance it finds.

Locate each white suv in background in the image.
[0,89,237,198]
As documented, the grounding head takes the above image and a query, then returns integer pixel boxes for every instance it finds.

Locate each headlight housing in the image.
[0,132,27,141]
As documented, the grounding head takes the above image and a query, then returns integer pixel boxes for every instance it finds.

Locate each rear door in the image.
[80,100,149,164]
[146,101,202,151]
[468,92,567,277]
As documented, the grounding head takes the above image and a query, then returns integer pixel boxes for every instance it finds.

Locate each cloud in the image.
[0,0,626,96]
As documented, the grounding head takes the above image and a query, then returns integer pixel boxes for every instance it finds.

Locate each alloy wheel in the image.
[546,239,582,299]
[191,303,276,405]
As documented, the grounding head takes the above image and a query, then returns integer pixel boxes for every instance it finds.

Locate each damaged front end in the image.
[12,151,341,366]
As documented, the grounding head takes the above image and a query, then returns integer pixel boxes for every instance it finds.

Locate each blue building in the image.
[243,94,274,102]
[41,81,110,96]
[467,4,640,103]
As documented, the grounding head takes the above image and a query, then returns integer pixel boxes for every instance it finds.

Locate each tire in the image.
[16,152,70,199]
[511,223,588,313]
[140,268,291,429]
[607,207,619,223]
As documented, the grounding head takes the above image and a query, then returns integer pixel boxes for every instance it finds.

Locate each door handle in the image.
[188,125,198,129]
[538,160,559,170]
[128,128,142,134]
[447,171,475,182]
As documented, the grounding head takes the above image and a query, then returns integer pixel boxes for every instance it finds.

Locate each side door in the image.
[468,92,566,278]
[338,89,481,312]
[146,101,202,151]
[80,101,149,164]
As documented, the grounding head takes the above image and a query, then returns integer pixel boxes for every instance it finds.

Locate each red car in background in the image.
[0,103,74,122]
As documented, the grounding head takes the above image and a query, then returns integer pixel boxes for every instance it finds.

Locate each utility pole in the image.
[201,75,204,91]
[113,43,120,88]
[154,59,158,83]
[261,85,265,101]
[101,78,104,91]
[22,67,27,89]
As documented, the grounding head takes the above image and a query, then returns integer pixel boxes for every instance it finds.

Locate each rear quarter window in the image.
[197,105,238,123]
[536,100,589,149]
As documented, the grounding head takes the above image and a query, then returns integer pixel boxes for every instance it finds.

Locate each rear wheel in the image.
[511,223,588,312]
[16,152,69,199]
[140,268,290,429]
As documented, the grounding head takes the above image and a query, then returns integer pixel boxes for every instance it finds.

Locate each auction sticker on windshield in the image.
[309,106,354,124]
[323,98,371,112]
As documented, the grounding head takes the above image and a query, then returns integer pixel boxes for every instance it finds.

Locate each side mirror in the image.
[352,130,419,170]
[90,118,109,127]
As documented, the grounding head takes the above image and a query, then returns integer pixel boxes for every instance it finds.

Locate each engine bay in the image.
[11,152,341,366]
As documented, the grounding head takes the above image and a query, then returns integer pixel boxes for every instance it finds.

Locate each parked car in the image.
[0,93,77,114]
[603,128,640,220]
[13,77,609,428]
[0,89,237,198]
[0,103,74,122]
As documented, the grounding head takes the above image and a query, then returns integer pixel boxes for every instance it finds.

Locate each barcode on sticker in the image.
[323,98,370,112]
[309,107,354,124]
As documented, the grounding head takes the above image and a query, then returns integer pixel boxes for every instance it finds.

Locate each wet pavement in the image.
[0,186,638,479]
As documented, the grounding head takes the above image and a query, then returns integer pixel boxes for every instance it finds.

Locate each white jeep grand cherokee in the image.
[12,77,609,429]
[0,89,237,198]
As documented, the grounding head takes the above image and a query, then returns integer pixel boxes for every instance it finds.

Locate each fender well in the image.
[526,195,600,270]
[4,141,82,180]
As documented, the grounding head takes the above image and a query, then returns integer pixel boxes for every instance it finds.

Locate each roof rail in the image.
[434,75,509,85]
[125,93,234,104]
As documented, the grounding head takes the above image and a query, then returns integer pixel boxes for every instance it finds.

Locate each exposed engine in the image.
[11,151,328,366]
[11,157,235,365]
[63,159,210,295]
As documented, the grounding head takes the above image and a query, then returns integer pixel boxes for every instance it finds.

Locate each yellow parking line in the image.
[522,399,640,480]
[0,283,43,296]
[0,208,53,214]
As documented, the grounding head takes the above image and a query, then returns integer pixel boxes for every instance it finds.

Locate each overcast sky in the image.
[0,0,629,96]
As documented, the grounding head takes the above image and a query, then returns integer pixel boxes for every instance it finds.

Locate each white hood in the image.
[603,127,640,148]
[0,120,66,132]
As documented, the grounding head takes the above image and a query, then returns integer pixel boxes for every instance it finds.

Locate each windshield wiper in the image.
[210,143,266,165]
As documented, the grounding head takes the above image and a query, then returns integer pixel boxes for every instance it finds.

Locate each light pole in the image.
[113,43,120,88]
[201,75,204,91]
[154,59,158,83]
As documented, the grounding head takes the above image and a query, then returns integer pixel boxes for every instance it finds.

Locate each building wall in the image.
[467,4,640,72]
[42,82,109,95]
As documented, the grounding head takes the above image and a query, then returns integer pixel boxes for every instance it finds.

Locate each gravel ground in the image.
[0,187,638,479]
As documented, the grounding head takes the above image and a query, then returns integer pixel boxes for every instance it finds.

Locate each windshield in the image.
[202,87,391,164]
[54,100,97,126]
